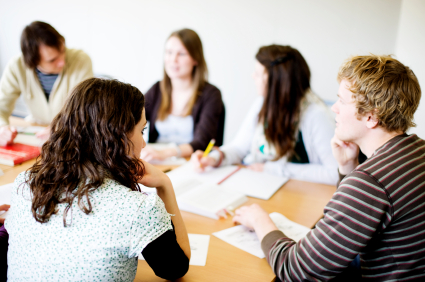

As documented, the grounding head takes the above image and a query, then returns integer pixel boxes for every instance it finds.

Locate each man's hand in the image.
[0,204,10,224]
[331,134,359,175]
[0,126,17,146]
[233,204,278,241]
[190,150,218,172]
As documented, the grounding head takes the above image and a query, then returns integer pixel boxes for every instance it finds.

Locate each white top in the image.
[5,172,172,282]
[156,115,194,144]
[211,91,338,185]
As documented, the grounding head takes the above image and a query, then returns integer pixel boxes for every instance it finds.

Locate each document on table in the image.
[0,183,13,218]
[139,234,210,266]
[139,178,248,219]
[213,212,311,258]
[142,143,187,166]
[167,162,288,200]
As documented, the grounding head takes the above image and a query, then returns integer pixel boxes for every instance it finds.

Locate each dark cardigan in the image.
[144,81,225,151]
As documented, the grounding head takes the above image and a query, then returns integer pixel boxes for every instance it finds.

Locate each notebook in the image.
[0,143,41,166]
[167,163,289,200]
[139,178,248,220]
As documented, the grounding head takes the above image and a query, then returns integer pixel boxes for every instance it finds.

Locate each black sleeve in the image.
[142,222,189,280]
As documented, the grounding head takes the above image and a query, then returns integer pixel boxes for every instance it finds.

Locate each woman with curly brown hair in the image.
[4,78,190,281]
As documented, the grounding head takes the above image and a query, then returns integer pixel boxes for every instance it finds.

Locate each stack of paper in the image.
[213,212,311,258]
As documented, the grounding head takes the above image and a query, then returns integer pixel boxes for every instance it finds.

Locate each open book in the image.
[213,212,311,258]
[167,163,289,200]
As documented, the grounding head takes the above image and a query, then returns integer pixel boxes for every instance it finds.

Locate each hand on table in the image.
[190,150,218,172]
[0,126,17,146]
[331,134,359,175]
[0,205,10,224]
[35,126,50,141]
[233,204,278,241]
[247,163,265,172]
[140,145,168,162]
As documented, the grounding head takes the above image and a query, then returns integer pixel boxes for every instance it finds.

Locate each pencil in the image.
[202,139,215,157]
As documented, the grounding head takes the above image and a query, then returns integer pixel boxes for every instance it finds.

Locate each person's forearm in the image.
[162,144,193,159]
[338,160,359,175]
[156,180,191,259]
[253,215,279,242]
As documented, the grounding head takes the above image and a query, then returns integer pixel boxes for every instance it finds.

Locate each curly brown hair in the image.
[256,45,311,160]
[27,78,145,225]
[337,55,421,132]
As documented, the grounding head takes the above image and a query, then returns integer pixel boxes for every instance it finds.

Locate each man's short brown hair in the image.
[20,21,65,69]
[337,55,421,133]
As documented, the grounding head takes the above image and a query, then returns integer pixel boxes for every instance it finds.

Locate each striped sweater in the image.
[261,133,425,281]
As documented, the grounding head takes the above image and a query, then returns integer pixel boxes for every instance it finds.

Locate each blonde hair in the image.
[158,29,208,120]
[337,55,421,132]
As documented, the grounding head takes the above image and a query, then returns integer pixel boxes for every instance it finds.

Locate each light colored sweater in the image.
[0,48,93,126]
[212,91,338,185]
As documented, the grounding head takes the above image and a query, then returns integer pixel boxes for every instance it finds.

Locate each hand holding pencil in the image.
[190,139,218,172]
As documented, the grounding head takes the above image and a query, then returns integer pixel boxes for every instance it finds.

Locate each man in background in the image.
[0,21,93,145]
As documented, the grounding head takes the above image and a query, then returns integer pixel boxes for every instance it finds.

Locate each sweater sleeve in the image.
[189,86,223,151]
[219,97,262,166]
[261,170,391,281]
[0,57,22,126]
[264,101,338,185]
[68,50,93,84]
[142,221,189,280]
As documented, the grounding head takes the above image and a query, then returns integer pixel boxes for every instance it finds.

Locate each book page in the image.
[220,168,288,200]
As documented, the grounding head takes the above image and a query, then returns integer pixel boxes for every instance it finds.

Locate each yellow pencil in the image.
[202,139,216,157]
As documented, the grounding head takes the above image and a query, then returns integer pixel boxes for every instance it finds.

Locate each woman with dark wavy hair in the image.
[192,45,338,185]
[5,78,190,281]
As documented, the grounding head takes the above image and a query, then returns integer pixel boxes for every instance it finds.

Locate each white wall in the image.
[0,0,403,142]
[395,0,425,139]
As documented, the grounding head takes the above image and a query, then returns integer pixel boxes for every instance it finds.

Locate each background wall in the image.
[1,0,422,142]
[395,0,425,137]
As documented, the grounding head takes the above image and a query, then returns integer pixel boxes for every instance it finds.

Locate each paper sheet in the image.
[0,183,13,218]
[187,234,210,266]
[213,212,311,258]
[139,234,210,266]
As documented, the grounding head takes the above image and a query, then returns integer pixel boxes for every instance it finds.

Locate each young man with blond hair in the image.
[233,55,424,281]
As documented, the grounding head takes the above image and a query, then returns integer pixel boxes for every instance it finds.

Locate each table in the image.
[1,117,337,282]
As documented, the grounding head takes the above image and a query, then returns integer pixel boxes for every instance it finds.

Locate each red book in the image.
[0,143,41,166]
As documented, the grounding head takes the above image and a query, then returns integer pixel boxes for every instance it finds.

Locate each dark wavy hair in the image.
[21,21,65,69]
[27,78,145,225]
[256,45,311,160]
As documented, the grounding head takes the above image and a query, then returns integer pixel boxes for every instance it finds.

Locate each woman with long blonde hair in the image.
[141,28,224,162]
